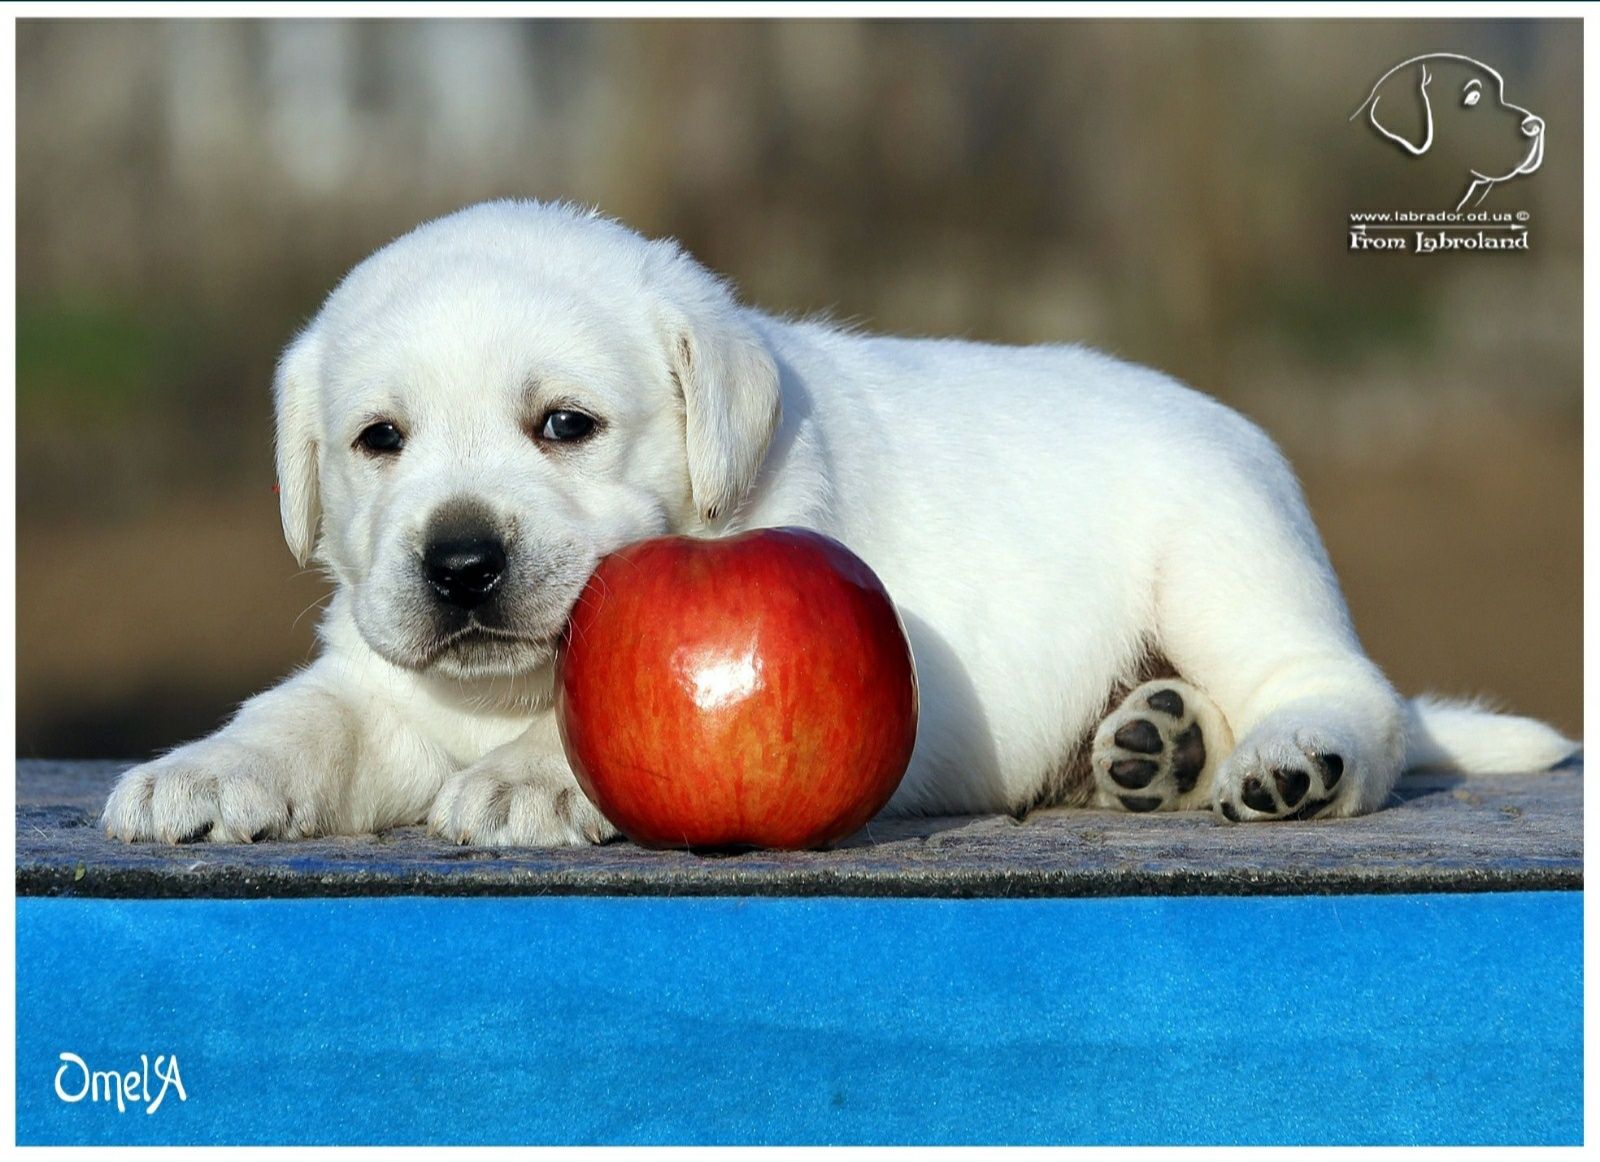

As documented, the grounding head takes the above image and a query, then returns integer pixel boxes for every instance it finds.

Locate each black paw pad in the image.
[1112,719,1163,754]
[1146,689,1185,717]
[1241,776,1276,814]
[1315,753,1345,788]
[1285,796,1335,822]
[1272,766,1311,808]
[1110,759,1159,789]
[1171,723,1207,793]
[1118,794,1163,813]
[1220,801,1242,822]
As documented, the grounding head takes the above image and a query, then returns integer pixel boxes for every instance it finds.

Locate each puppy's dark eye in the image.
[356,422,405,455]
[537,409,596,443]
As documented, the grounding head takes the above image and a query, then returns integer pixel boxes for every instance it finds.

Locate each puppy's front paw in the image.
[428,761,617,847]
[102,747,301,844]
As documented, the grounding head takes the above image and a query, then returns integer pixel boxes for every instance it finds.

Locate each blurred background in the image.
[17,18,1581,758]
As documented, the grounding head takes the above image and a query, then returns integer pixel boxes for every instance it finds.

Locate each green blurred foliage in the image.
[18,301,187,421]
[1256,283,1436,368]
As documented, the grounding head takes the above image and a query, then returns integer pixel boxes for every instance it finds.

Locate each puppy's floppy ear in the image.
[273,326,324,566]
[661,276,781,528]
[1360,62,1435,156]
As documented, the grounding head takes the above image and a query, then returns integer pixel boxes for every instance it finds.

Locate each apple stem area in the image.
[15,761,1581,1145]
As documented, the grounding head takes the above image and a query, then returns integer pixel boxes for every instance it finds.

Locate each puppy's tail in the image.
[1404,694,1579,774]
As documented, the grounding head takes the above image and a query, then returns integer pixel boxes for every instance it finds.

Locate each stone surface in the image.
[15,758,1582,898]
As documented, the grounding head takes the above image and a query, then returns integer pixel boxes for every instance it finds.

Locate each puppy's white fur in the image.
[102,201,1576,845]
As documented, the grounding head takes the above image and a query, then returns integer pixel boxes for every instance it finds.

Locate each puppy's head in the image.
[274,202,781,678]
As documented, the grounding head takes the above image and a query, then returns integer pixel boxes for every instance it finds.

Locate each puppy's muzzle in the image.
[423,531,507,610]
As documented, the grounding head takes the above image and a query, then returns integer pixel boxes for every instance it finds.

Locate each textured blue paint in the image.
[16,893,1581,1145]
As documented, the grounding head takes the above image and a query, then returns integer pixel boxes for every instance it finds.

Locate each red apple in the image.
[554,527,919,850]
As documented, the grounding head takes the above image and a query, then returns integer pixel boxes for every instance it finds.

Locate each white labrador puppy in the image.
[102,201,1575,845]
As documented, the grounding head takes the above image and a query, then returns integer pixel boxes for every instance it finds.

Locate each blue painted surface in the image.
[15,893,1581,1146]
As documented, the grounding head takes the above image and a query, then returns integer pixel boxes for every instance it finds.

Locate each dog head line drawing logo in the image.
[1351,53,1544,211]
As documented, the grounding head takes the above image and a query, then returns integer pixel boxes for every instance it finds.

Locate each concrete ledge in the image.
[15,758,1582,899]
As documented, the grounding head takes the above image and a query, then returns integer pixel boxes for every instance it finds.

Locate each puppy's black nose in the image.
[423,535,507,609]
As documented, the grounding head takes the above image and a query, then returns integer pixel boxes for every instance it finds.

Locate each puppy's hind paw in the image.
[1214,730,1349,822]
[1091,679,1227,813]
